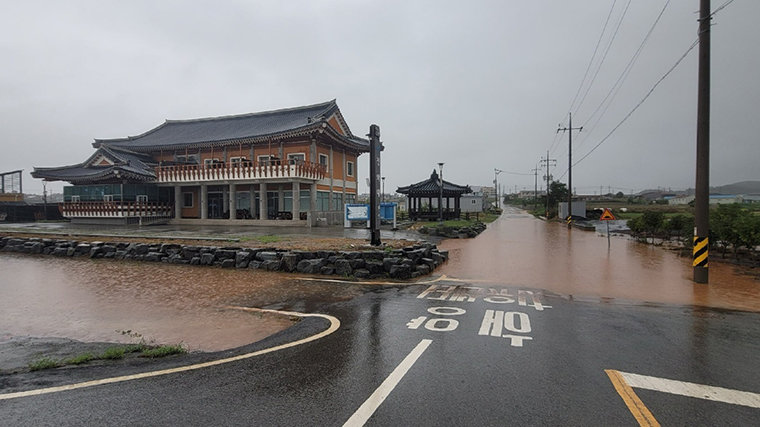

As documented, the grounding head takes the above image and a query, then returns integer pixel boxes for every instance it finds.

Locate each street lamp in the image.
[494,168,503,209]
[438,162,444,223]
[381,176,385,203]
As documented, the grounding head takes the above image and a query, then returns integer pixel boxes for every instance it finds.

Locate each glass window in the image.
[319,154,328,170]
[103,194,113,202]
[283,191,293,212]
[136,195,148,203]
[183,192,193,208]
[71,195,80,202]
[287,153,305,165]
[317,191,330,211]
[346,161,354,177]
[299,190,311,212]
[333,192,342,211]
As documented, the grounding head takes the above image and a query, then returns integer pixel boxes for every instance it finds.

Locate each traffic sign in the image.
[600,208,615,221]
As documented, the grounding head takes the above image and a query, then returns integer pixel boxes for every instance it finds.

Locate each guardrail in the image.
[155,161,326,183]
[59,201,174,218]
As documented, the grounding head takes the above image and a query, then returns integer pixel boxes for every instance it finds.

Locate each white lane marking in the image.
[343,339,432,427]
[620,371,760,409]
[0,307,340,401]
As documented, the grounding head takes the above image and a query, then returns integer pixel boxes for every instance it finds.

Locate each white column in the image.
[259,182,267,220]
[174,185,182,219]
[200,184,208,219]
[292,181,300,220]
[229,183,237,219]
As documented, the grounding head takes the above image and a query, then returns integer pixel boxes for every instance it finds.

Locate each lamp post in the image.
[494,168,503,209]
[381,177,385,203]
[438,162,444,223]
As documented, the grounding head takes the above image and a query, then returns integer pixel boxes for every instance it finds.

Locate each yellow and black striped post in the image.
[693,236,708,280]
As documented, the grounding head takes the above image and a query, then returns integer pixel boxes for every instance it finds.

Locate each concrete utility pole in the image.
[539,152,556,218]
[531,164,539,210]
[494,168,503,210]
[557,113,582,225]
[694,0,711,283]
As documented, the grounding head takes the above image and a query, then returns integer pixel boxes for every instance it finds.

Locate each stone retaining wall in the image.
[0,236,448,280]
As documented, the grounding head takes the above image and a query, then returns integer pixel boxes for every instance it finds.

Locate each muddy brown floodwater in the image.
[0,254,365,352]
[440,208,760,312]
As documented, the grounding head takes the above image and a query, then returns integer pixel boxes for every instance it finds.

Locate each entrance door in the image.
[208,192,224,219]
[267,191,279,219]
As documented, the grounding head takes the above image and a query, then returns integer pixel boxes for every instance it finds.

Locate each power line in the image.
[573,0,633,115]
[571,37,700,170]
[576,0,672,151]
[566,0,618,114]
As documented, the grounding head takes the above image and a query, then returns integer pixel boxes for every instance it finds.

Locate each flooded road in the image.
[0,254,365,351]
[440,207,760,312]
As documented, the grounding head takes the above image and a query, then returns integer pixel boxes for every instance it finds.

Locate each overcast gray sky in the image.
[2,0,757,196]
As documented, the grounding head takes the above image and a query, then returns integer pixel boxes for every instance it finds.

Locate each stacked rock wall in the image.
[0,236,448,280]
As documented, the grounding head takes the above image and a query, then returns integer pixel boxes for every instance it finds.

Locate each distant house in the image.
[668,194,748,205]
[32,100,368,225]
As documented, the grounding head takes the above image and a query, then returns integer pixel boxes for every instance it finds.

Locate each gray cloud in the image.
[1,0,757,196]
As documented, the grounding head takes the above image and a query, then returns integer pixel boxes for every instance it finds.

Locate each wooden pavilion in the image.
[397,170,472,220]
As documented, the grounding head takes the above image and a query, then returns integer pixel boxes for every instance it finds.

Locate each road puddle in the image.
[439,210,760,312]
[0,254,363,351]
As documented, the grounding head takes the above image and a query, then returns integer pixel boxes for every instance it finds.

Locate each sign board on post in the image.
[600,208,615,249]
[345,204,370,228]
[600,208,616,221]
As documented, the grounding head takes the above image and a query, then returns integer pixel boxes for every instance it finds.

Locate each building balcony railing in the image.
[60,201,174,218]
[154,161,326,184]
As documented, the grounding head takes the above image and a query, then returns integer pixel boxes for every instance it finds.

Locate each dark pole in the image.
[568,112,572,224]
[533,164,538,210]
[545,150,550,218]
[381,177,385,203]
[369,124,382,246]
[557,114,582,224]
[438,162,444,223]
[694,0,711,283]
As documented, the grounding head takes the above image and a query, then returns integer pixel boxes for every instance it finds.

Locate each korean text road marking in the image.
[417,284,551,311]
[478,310,533,347]
[344,339,432,427]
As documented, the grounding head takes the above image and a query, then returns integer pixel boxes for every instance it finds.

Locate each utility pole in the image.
[369,124,382,246]
[539,151,556,218]
[494,168,503,210]
[438,162,444,223]
[557,113,582,225]
[531,164,539,210]
[694,0,711,284]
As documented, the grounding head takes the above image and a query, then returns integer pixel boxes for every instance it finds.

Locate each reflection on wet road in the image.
[0,254,366,351]
[439,207,759,312]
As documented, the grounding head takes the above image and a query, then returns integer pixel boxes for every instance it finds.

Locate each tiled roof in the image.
[32,146,156,183]
[397,170,472,196]
[95,100,369,151]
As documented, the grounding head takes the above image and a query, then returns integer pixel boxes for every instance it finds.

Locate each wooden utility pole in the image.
[531,164,539,210]
[369,124,382,246]
[694,0,711,283]
[557,113,582,225]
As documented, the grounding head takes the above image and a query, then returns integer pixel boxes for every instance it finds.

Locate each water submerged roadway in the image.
[1,207,759,425]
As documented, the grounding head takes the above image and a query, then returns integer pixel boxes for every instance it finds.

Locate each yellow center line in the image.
[0,307,340,401]
[605,369,661,427]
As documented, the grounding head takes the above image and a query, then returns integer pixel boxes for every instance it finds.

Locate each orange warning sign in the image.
[600,208,615,221]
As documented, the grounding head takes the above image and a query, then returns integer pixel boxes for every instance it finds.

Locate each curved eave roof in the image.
[397,170,472,196]
[32,165,155,184]
[94,100,370,153]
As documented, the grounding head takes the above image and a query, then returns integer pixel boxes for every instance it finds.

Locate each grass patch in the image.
[140,344,186,358]
[256,235,281,244]
[65,353,95,365]
[29,357,60,371]
[100,346,127,360]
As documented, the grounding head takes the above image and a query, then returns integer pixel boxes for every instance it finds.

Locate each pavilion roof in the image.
[396,170,472,196]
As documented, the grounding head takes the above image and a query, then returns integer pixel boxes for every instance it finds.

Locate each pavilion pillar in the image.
[259,182,267,219]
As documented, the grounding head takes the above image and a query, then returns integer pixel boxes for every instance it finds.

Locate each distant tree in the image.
[711,204,742,258]
[641,211,665,244]
[615,191,625,198]
[548,181,568,217]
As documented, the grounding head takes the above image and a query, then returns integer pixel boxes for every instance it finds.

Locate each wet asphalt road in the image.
[2,279,759,426]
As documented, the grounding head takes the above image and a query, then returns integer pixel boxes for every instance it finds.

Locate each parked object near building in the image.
[32,100,368,225]
[396,170,472,220]
[558,201,586,220]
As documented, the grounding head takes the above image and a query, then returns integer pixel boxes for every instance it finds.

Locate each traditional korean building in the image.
[32,100,368,225]
[397,170,472,220]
